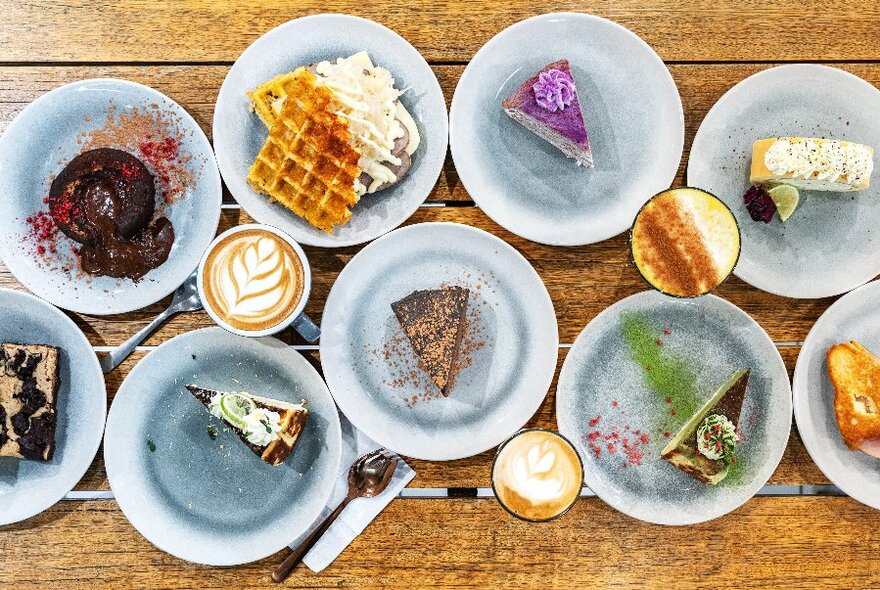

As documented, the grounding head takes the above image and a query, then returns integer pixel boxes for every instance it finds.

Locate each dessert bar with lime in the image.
[185,385,308,466]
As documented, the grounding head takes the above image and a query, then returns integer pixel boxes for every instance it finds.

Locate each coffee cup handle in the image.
[292,313,321,343]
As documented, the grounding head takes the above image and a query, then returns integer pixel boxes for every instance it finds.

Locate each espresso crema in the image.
[202,229,304,332]
[492,430,583,521]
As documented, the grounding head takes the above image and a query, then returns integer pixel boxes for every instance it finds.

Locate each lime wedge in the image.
[219,393,256,428]
[768,184,800,222]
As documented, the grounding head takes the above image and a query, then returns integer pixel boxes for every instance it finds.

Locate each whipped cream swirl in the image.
[532,69,576,112]
[205,231,302,331]
[765,138,874,186]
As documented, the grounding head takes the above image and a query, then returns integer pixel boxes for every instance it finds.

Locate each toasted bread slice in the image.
[827,341,880,458]
[750,137,873,192]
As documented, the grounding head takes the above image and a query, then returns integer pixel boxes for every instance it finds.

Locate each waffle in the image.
[246,70,297,128]
[247,67,361,233]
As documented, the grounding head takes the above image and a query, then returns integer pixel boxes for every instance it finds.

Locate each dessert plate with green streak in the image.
[556,290,791,525]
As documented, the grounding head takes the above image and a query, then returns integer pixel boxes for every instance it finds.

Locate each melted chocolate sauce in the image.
[49,148,175,280]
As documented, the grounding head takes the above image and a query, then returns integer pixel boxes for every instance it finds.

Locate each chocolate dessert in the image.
[391,287,470,396]
[0,343,60,461]
[48,148,174,280]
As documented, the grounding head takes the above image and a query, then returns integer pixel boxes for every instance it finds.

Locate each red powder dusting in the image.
[120,161,141,179]
[582,400,651,468]
[664,328,671,335]
[670,408,677,416]
[25,211,59,254]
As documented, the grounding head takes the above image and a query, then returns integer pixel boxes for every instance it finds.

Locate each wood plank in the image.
[2,497,878,588]
[75,344,826,491]
[0,205,852,345]
[4,1,880,63]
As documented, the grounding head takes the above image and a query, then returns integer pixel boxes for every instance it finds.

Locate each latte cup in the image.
[491,428,584,523]
[197,224,320,342]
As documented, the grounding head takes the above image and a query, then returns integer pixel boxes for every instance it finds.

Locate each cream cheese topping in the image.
[764,138,874,186]
[207,392,283,447]
[315,51,415,195]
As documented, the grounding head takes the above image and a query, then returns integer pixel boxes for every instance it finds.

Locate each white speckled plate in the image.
[0,78,222,315]
[556,291,791,525]
[449,12,684,246]
[104,328,341,565]
[0,289,105,526]
[793,280,880,511]
[688,64,880,298]
[213,14,448,248]
[320,222,558,460]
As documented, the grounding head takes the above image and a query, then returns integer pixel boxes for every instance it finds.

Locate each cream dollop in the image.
[314,52,416,195]
[765,138,874,186]
[696,414,738,461]
[206,232,300,331]
[242,407,282,447]
[207,392,282,447]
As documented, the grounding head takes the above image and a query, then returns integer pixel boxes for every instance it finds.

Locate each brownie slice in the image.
[0,343,60,461]
[391,287,470,396]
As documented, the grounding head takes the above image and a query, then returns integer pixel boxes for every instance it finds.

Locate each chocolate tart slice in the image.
[0,343,60,461]
[501,59,593,166]
[185,385,308,467]
[391,286,470,396]
[660,369,750,485]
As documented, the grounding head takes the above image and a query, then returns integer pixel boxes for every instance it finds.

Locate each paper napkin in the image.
[289,413,416,572]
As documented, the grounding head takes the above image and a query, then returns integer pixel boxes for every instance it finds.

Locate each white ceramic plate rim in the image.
[792,279,880,510]
[687,64,880,299]
[0,288,106,525]
[449,11,684,246]
[556,291,792,525]
[103,327,342,565]
[213,13,448,249]
[320,222,559,460]
[0,78,222,315]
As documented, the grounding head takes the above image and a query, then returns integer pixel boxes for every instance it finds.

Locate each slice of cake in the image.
[501,59,593,166]
[0,343,60,461]
[185,385,308,466]
[391,287,470,396]
[750,137,874,192]
[827,341,880,459]
[661,369,750,485]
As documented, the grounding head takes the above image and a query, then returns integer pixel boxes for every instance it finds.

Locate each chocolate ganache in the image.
[48,148,174,280]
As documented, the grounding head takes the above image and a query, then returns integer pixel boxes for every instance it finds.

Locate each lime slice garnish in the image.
[219,393,255,428]
[768,184,800,222]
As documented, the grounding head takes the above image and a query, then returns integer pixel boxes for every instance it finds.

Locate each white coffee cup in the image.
[197,223,320,341]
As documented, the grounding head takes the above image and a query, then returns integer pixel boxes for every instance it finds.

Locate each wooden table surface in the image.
[2,1,880,588]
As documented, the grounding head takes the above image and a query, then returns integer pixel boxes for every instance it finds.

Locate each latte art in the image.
[202,229,304,332]
[492,430,583,521]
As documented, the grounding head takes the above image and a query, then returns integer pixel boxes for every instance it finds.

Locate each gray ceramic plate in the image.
[688,64,880,298]
[104,328,341,565]
[0,79,222,315]
[556,291,791,525]
[0,289,105,526]
[213,14,448,248]
[320,222,558,460]
[793,280,880,510]
[449,12,684,246]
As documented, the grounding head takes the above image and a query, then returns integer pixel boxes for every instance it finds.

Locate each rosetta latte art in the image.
[203,230,304,331]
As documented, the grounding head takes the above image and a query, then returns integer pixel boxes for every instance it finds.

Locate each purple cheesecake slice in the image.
[501,59,593,167]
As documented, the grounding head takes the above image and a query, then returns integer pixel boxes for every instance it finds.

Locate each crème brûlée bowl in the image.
[630,187,741,298]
